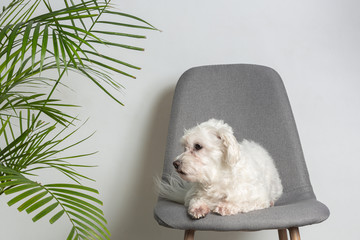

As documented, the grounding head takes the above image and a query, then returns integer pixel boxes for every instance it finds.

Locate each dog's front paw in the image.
[213,203,239,216]
[188,204,210,219]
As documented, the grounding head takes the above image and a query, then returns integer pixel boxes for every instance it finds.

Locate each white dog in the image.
[157,119,283,219]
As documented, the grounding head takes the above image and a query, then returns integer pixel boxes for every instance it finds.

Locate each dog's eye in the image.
[194,143,203,151]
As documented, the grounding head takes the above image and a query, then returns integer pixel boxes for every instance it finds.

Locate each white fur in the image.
[157,119,283,219]
[155,173,191,203]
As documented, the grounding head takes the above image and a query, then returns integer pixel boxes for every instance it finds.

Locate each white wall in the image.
[1,0,360,239]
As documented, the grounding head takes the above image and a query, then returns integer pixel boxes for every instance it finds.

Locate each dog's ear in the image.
[213,121,240,166]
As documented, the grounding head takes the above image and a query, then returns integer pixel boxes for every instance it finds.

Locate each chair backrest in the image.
[162,64,316,204]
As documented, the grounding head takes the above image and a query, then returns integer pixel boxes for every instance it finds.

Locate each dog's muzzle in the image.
[173,160,186,175]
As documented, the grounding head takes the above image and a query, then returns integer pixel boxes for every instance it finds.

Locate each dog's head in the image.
[173,119,240,184]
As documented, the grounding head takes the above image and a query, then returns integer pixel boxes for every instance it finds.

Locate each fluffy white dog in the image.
[157,119,283,219]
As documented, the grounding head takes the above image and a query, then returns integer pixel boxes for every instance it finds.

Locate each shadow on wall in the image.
[110,85,277,240]
[110,86,178,239]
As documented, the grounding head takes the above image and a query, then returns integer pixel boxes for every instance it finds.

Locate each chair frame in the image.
[183,227,301,240]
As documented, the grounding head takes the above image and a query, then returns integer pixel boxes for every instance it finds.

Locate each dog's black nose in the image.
[173,160,181,170]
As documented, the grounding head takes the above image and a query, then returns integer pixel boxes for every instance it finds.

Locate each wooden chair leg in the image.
[278,229,288,240]
[289,227,301,240]
[184,230,195,240]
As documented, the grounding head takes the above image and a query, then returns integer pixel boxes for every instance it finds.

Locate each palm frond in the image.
[0,165,110,240]
[0,112,93,181]
[1,0,158,107]
[0,92,77,125]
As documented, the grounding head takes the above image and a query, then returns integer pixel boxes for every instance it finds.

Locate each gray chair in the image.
[154,64,329,240]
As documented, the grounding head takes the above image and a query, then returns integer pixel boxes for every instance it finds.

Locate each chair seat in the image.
[154,198,330,231]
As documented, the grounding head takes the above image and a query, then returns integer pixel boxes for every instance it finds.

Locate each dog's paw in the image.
[188,204,210,219]
[213,203,239,216]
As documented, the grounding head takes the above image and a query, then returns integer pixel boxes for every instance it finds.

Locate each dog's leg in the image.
[213,202,241,216]
[188,199,210,219]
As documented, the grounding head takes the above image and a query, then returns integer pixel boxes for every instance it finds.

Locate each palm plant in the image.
[0,0,157,239]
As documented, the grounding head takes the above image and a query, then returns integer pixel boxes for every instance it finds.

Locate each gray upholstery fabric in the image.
[154,64,330,231]
[154,198,329,231]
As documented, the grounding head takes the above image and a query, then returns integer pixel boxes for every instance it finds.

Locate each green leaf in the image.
[6,22,22,64]
[7,187,43,206]
[57,34,67,69]
[69,211,110,240]
[102,10,158,30]
[32,202,59,222]
[61,199,107,224]
[52,23,101,41]
[49,188,102,205]
[0,24,12,43]
[6,49,19,83]
[22,0,41,22]
[0,128,31,158]
[66,227,76,240]
[78,67,124,106]
[21,20,33,60]
[49,209,65,224]
[61,37,78,68]
[29,3,101,22]
[60,37,86,67]
[91,30,146,39]
[81,58,136,79]
[87,40,144,51]
[57,29,96,53]
[82,50,141,70]
[40,24,48,71]
[52,29,60,73]
[64,203,108,229]
[56,194,103,215]
[18,191,48,212]
[4,183,38,194]
[31,22,40,66]
[0,164,23,175]
[43,14,98,22]
[71,219,102,239]
[44,183,99,193]
[0,117,11,136]
[0,175,24,181]
[26,196,53,214]
[97,20,154,30]
[0,180,30,188]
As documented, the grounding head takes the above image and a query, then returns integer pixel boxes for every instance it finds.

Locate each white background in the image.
[1,0,360,239]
